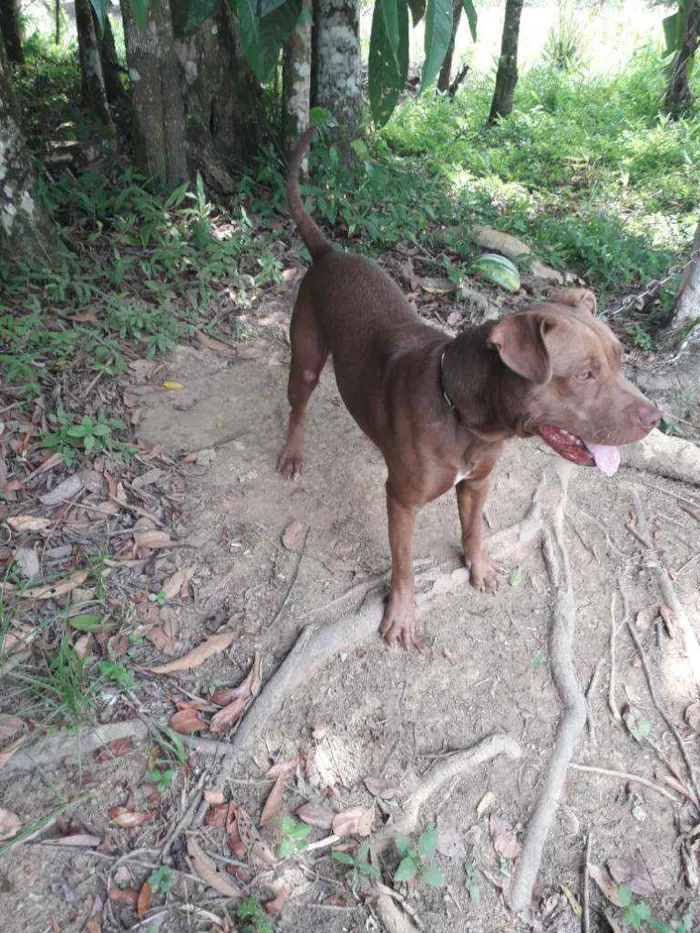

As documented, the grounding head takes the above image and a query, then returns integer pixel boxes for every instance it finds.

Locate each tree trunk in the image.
[55,0,62,46]
[75,0,112,124]
[667,219,700,333]
[172,1,264,189]
[437,0,462,93]
[121,0,188,188]
[313,0,361,145]
[0,0,24,64]
[282,0,312,155]
[663,0,700,119]
[100,14,125,102]
[488,0,524,124]
[0,34,54,265]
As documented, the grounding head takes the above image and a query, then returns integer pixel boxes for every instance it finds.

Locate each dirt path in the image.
[2,296,699,932]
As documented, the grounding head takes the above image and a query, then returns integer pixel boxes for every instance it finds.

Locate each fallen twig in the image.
[582,832,592,933]
[585,658,604,746]
[509,462,588,913]
[159,772,207,861]
[268,527,310,628]
[608,593,622,723]
[569,763,681,803]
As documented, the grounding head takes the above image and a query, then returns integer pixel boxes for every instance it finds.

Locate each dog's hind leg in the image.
[277,295,328,478]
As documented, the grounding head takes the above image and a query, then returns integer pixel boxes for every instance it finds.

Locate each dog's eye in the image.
[574,369,594,381]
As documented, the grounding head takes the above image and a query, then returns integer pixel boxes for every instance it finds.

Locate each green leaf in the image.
[467,253,521,292]
[394,855,419,882]
[421,0,453,91]
[418,824,438,859]
[332,851,356,866]
[461,0,477,41]
[234,0,302,83]
[369,0,409,126]
[508,567,522,587]
[69,615,112,632]
[278,837,294,858]
[420,862,445,886]
[617,885,632,908]
[131,0,149,34]
[84,435,96,451]
[89,0,107,29]
[66,425,87,437]
[280,815,297,835]
[357,841,371,862]
[407,0,426,26]
[361,862,381,878]
[395,836,413,857]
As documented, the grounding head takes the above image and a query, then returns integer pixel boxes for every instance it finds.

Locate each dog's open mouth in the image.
[538,425,621,476]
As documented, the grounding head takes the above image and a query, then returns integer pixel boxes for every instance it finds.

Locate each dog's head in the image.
[488,288,660,475]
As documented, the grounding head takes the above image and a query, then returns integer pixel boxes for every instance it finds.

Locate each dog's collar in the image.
[439,348,455,410]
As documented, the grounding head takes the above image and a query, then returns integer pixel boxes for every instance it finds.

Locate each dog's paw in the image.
[277,446,302,479]
[469,557,504,593]
[380,603,418,650]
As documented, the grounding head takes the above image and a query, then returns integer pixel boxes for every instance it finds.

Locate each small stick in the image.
[585,658,604,746]
[569,763,680,803]
[158,772,207,860]
[637,479,700,511]
[582,832,592,933]
[608,593,621,722]
[268,528,310,628]
[107,493,167,529]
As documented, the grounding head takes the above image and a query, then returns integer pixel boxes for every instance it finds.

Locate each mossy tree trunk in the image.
[667,219,700,333]
[0,34,54,265]
[488,0,524,124]
[121,0,188,188]
[312,0,361,146]
[75,0,112,124]
[0,0,23,64]
[282,0,312,155]
[100,14,125,102]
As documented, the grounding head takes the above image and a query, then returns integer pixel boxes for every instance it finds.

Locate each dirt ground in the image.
[1,278,699,933]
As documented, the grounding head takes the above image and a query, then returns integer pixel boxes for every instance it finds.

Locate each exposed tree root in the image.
[625,430,700,485]
[0,720,149,775]
[509,462,588,913]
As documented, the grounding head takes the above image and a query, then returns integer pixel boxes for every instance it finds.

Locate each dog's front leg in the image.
[380,484,418,649]
[455,476,503,592]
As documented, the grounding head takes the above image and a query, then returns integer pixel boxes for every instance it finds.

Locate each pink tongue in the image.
[583,442,621,477]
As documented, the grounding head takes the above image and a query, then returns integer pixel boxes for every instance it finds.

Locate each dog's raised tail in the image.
[287,127,333,262]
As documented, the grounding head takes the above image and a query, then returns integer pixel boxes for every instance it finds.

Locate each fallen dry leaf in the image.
[136,881,152,917]
[363,776,400,800]
[589,863,625,907]
[0,735,26,769]
[134,530,172,550]
[14,546,40,580]
[0,715,24,742]
[24,570,89,600]
[332,806,373,838]
[161,565,196,601]
[144,626,175,655]
[436,826,466,860]
[169,708,208,735]
[162,381,184,391]
[266,757,301,779]
[40,473,84,507]
[7,515,51,533]
[109,808,154,829]
[187,837,242,899]
[490,815,521,859]
[297,803,334,829]
[607,857,654,897]
[194,329,234,356]
[109,887,138,907]
[264,887,287,915]
[210,697,246,734]
[282,520,306,552]
[47,834,102,848]
[260,774,286,826]
[0,807,22,841]
[204,789,225,806]
[685,701,700,733]
[146,631,236,675]
[235,805,277,867]
[205,804,229,828]
[477,791,497,819]
[96,738,134,763]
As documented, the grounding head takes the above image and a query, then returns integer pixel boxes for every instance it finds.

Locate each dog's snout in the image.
[635,403,661,432]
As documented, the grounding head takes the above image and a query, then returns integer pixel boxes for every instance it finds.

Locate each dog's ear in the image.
[488,313,555,385]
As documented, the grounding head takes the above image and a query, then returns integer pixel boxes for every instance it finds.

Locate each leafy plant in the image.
[278,815,312,857]
[236,895,273,933]
[148,864,174,895]
[332,841,381,886]
[42,408,131,465]
[393,824,445,887]
[464,861,481,902]
[617,886,694,933]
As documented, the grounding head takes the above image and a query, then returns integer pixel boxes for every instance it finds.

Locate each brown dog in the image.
[278,129,661,647]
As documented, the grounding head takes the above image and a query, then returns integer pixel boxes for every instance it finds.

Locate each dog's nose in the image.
[636,404,661,431]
